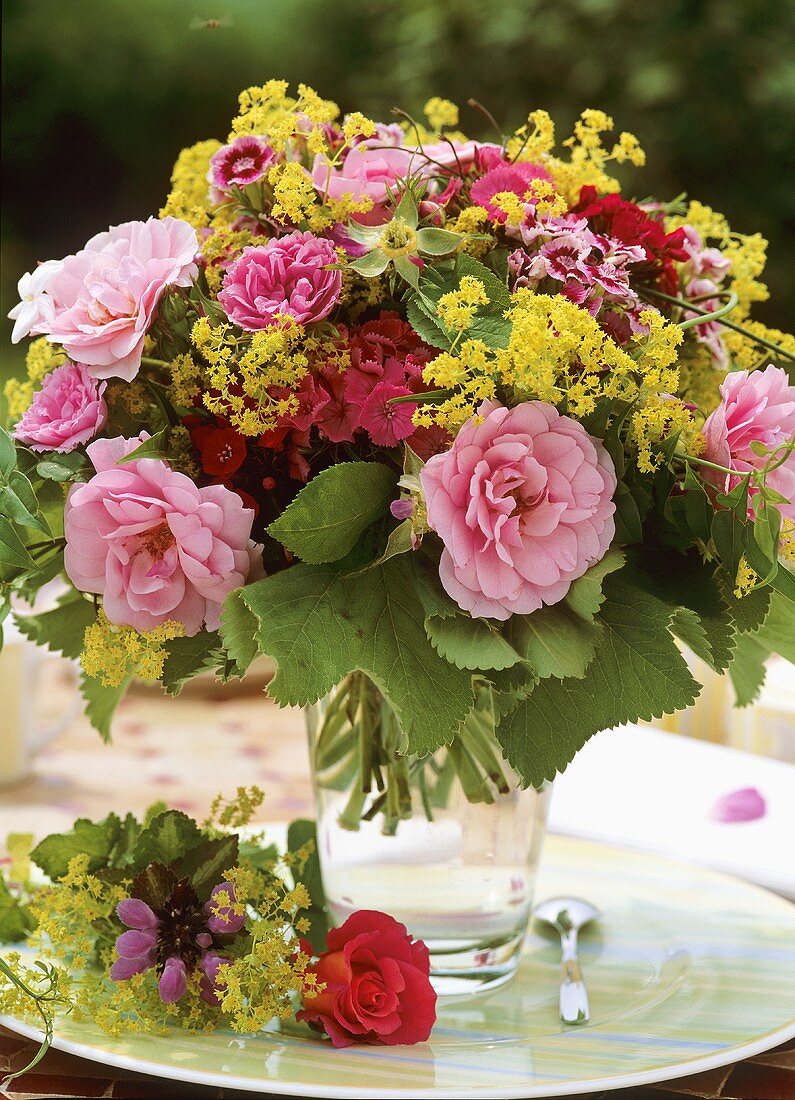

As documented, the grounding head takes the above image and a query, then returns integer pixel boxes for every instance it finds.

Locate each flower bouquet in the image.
[2,80,795,1028]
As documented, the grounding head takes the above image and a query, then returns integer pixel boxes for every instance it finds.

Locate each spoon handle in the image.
[560,932,590,1025]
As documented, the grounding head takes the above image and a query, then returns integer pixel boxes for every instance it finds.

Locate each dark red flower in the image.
[191,421,247,478]
[297,910,437,1048]
[572,185,688,295]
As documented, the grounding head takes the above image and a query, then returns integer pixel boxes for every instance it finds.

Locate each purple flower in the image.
[209,136,275,193]
[110,879,246,1003]
[205,882,245,934]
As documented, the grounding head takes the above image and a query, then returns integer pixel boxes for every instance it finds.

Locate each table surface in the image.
[1,669,794,1100]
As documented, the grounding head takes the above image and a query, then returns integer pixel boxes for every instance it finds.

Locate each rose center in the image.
[138,522,176,560]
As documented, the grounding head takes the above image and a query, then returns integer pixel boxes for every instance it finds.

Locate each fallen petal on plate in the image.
[710,786,766,823]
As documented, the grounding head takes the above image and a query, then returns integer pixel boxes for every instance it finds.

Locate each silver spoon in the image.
[534,896,600,1025]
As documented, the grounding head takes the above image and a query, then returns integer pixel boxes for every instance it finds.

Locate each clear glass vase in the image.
[305,673,551,995]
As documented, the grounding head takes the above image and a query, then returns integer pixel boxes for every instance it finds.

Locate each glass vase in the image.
[305,673,551,995]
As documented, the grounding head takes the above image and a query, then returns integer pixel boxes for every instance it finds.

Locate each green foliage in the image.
[729,632,770,707]
[426,614,524,671]
[219,590,260,678]
[502,604,602,680]
[13,592,97,660]
[240,555,474,756]
[267,462,397,564]
[286,819,328,953]
[161,631,223,694]
[496,570,701,786]
[0,877,36,943]
[411,254,512,351]
[31,814,129,880]
[79,672,131,742]
[131,810,202,871]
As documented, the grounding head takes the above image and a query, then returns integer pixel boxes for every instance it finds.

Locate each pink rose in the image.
[415,140,505,174]
[421,401,617,620]
[297,910,436,1048]
[12,218,198,382]
[311,139,422,222]
[218,232,341,330]
[13,361,107,453]
[208,136,275,193]
[64,435,257,635]
[702,365,795,520]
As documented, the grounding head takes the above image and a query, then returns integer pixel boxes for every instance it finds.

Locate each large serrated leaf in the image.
[161,631,222,695]
[13,594,97,660]
[79,672,131,742]
[242,556,473,757]
[268,462,397,564]
[502,604,603,680]
[219,590,260,678]
[31,815,122,880]
[425,614,523,671]
[132,810,203,873]
[496,571,701,787]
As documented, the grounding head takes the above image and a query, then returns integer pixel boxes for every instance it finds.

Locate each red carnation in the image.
[572,185,688,295]
[190,420,247,478]
[297,910,437,1048]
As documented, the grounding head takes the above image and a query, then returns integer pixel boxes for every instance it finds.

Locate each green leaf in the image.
[0,517,37,572]
[133,810,202,872]
[743,535,795,603]
[502,604,603,680]
[35,451,89,482]
[287,818,328,954]
[131,862,175,910]
[425,614,524,671]
[416,227,462,255]
[242,556,474,757]
[79,672,131,742]
[414,254,511,350]
[496,571,701,787]
[348,251,390,278]
[13,593,97,660]
[613,483,643,544]
[754,591,795,664]
[405,298,449,350]
[564,548,625,621]
[177,834,239,901]
[161,631,222,695]
[31,815,123,880]
[393,255,421,289]
[0,427,16,479]
[0,877,36,943]
[0,474,49,535]
[681,469,713,543]
[116,428,170,465]
[728,632,769,707]
[268,462,397,565]
[716,567,771,634]
[219,590,260,678]
[711,509,746,577]
[625,547,735,672]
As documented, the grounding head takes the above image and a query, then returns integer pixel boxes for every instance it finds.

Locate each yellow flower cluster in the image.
[167,352,205,408]
[4,338,66,420]
[419,291,688,471]
[505,109,646,205]
[193,315,316,435]
[201,227,254,293]
[734,555,759,598]
[81,610,185,688]
[437,276,489,332]
[342,111,377,143]
[204,785,265,830]
[424,97,459,131]
[667,200,770,320]
[268,161,318,225]
[159,139,222,230]
[449,206,492,257]
[724,323,795,370]
[230,81,338,155]
[213,862,318,1033]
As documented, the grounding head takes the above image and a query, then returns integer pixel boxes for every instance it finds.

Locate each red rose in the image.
[297,910,437,1048]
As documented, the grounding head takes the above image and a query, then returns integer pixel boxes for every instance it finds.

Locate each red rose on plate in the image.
[297,910,437,1048]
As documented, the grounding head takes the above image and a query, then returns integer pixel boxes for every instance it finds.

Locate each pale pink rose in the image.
[218,232,341,330]
[311,139,423,221]
[19,218,198,382]
[421,401,617,620]
[702,365,795,520]
[414,140,504,174]
[13,361,107,453]
[7,260,65,343]
[64,435,257,635]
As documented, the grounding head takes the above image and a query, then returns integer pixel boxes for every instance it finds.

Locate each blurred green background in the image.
[2,0,793,410]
